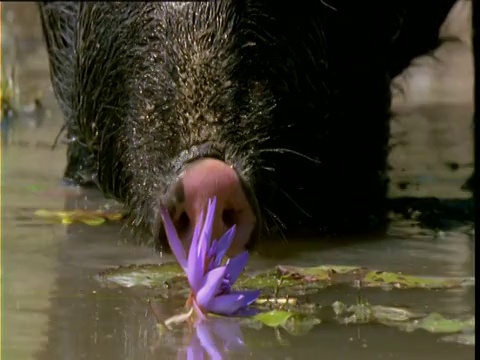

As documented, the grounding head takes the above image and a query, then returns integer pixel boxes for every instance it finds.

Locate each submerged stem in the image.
[164,307,195,329]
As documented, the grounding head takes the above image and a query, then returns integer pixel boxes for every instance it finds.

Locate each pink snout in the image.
[163,158,257,257]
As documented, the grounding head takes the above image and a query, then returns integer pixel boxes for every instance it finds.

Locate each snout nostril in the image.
[175,211,190,236]
[222,208,236,227]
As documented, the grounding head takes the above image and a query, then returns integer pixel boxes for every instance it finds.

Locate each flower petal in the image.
[192,208,205,254]
[195,266,227,310]
[207,293,245,316]
[225,250,248,285]
[214,225,236,267]
[197,197,217,269]
[235,289,260,306]
[208,289,260,316]
[160,205,187,271]
[187,215,204,293]
[207,239,218,272]
[196,321,223,360]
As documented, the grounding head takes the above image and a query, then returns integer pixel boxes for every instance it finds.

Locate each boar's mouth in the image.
[154,142,262,255]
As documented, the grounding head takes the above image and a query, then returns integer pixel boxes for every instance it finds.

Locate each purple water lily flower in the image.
[160,196,259,319]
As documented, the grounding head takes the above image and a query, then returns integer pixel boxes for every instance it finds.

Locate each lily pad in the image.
[362,271,474,289]
[276,264,474,290]
[34,209,124,226]
[402,313,475,334]
[236,269,298,290]
[236,265,367,297]
[277,264,362,282]
[96,262,184,288]
[253,310,293,327]
[95,263,474,295]
[331,301,475,345]
[440,333,475,346]
[249,310,322,337]
[332,301,424,325]
[97,262,474,347]
[370,305,425,323]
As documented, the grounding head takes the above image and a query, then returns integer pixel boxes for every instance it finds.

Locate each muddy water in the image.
[2,3,475,360]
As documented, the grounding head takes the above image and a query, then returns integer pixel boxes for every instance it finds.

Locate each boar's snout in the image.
[159,158,259,257]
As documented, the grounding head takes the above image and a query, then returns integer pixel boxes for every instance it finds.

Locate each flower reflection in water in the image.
[182,318,246,360]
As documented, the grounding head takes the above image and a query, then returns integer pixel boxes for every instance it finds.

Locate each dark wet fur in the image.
[38,1,458,249]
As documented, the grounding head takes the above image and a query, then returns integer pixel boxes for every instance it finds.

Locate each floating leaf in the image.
[95,262,474,347]
[104,213,124,221]
[275,264,473,290]
[34,209,56,218]
[81,217,106,226]
[245,310,320,336]
[95,263,474,296]
[370,305,424,323]
[253,310,293,327]
[362,271,474,289]
[440,333,475,346]
[332,301,475,345]
[96,263,184,288]
[403,313,475,334]
[34,209,124,226]
[236,269,297,289]
[333,301,424,325]
[277,264,362,282]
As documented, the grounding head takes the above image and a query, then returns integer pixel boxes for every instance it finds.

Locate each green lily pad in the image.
[95,261,474,348]
[277,264,362,282]
[276,264,473,290]
[236,265,365,298]
[253,310,293,327]
[362,271,474,289]
[331,301,475,344]
[236,269,298,289]
[370,305,424,323]
[403,313,475,334]
[333,301,424,325]
[244,311,322,339]
[96,262,184,288]
[97,262,474,347]
[95,263,474,295]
